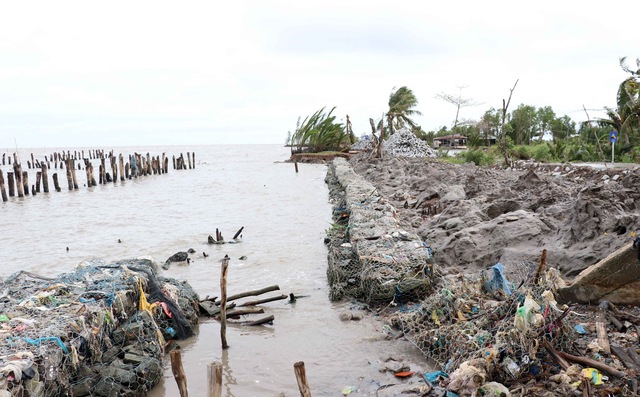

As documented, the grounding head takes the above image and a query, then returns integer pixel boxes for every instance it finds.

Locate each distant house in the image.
[433,134,467,148]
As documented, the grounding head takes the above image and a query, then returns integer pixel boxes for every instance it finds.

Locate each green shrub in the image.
[532,144,552,162]
[457,149,495,166]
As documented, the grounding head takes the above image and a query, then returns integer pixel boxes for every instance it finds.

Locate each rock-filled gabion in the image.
[325,157,436,304]
[0,258,199,397]
[351,127,436,158]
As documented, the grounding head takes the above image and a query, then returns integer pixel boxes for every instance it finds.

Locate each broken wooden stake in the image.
[294,361,312,397]
[170,350,189,397]
[207,362,222,397]
[220,255,229,349]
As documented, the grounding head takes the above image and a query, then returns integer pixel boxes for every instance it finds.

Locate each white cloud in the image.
[0,0,637,148]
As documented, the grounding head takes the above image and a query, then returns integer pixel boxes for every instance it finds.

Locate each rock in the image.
[339,311,352,321]
[163,251,189,269]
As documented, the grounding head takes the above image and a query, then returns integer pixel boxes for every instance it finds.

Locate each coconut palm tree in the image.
[387,86,422,134]
[599,57,640,145]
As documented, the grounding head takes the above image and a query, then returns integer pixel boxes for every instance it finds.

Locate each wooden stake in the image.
[7,172,14,197]
[70,159,79,189]
[220,255,230,349]
[42,163,49,193]
[119,154,125,181]
[295,161,299,173]
[102,158,108,183]
[233,226,244,240]
[293,361,312,397]
[22,171,29,196]
[187,152,192,169]
[207,362,222,397]
[193,152,195,168]
[13,163,24,198]
[534,248,547,285]
[52,173,61,192]
[65,159,74,190]
[35,171,41,193]
[0,170,7,202]
[170,350,189,397]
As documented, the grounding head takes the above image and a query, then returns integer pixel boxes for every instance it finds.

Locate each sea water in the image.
[0,144,426,396]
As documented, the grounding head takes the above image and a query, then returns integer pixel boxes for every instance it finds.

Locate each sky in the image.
[0,0,637,149]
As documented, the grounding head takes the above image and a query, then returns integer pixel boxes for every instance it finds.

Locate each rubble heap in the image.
[351,127,436,158]
[383,127,436,158]
[0,258,199,397]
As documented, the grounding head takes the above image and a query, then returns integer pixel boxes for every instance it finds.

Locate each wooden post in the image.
[65,159,74,190]
[119,154,125,181]
[164,156,169,173]
[100,158,106,183]
[70,159,79,189]
[295,161,299,173]
[7,172,14,197]
[52,173,61,192]
[192,152,195,168]
[173,155,176,170]
[170,350,189,397]
[187,152,192,169]
[220,255,230,349]
[13,163,24,198]
[207,362,222,397]
[22,171,29,196]
[125,163,130,179]
[111,155,117,183]
[0,170,7,202]
[35,171,41,193]
[294,361,312,397]
[84,159,92,187]
[30,152,34,168]
[41,164,49,193]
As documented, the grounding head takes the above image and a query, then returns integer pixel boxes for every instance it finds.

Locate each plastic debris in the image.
[574,324,586,334]
[424,370,448,384]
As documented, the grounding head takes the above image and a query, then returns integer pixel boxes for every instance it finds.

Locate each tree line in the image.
[288,57,640,164]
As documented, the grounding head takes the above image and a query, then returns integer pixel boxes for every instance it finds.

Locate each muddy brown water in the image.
[0,144,428,396]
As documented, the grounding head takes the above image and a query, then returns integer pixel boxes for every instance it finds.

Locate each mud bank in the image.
[348,155,640,278]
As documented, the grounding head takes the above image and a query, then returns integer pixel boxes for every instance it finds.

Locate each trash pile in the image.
[351,127,436,158]
[0,258,199,397]
[389,260,640,396]
[325,157,435,304]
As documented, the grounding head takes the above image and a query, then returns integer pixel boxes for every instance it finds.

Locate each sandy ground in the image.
[348,154,640,278]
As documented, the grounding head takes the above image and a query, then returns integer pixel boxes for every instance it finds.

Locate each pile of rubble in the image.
[351,127,436,158]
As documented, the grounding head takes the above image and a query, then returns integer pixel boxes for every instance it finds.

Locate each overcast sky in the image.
[0,1,637,149]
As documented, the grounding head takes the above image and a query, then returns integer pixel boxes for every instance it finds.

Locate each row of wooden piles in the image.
[0,149,196,202]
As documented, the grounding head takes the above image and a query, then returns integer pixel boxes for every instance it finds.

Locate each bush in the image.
[458,149,495,166]
[532,144,552,162]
